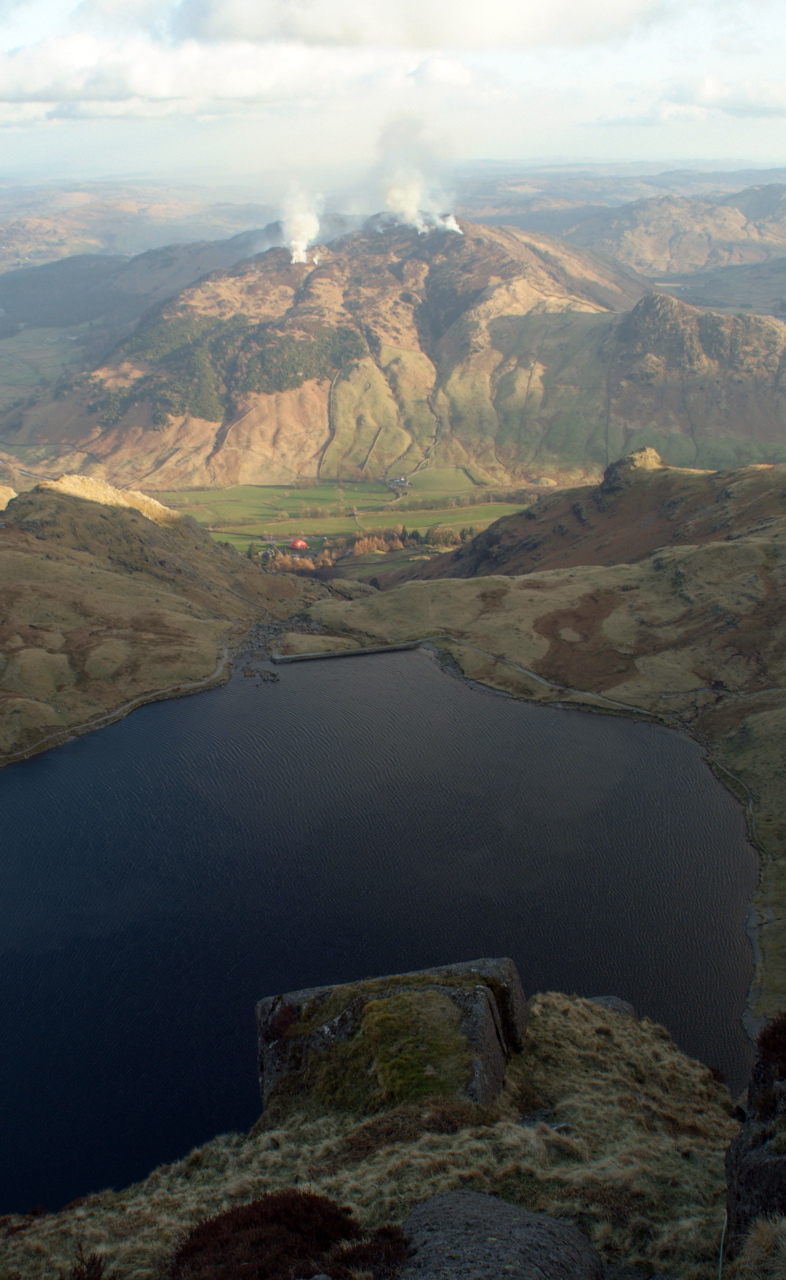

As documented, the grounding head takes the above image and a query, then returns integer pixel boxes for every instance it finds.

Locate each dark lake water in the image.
[0,647,758,1213]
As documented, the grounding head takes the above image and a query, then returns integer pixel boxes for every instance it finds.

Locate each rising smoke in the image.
[282,186,322,263]
[383,169,461,233]
[377,117,461,235]
[276,122,460,260]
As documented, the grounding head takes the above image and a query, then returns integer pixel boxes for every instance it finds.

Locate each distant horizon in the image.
[0,157,785,214]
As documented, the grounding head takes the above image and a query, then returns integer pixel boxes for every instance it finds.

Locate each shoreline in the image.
[0,644,232,771]
[418,634,765,1044]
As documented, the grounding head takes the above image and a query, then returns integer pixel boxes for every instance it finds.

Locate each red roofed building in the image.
[289,538,309,550]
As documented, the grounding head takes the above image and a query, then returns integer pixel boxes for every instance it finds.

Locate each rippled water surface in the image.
[0,648,758,1211]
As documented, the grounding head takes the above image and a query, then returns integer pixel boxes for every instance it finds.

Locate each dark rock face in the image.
[398,1190,603,1280]
[726,1042,786,1250]
[255,957,527,1115]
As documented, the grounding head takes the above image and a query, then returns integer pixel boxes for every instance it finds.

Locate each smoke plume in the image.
[282,187,321,263]
[377,117,461,235]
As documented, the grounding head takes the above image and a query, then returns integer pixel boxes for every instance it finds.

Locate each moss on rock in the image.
[303,990,472,1113]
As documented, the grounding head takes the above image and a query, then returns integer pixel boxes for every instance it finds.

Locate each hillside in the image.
[0,990,738,1280]
[3,221,786,492]
[564,185,786,276]
[457,165,786,235]
[0,228,273,329]
[0,230,282,370]
[377,448,786,585]
[0,475,322,764]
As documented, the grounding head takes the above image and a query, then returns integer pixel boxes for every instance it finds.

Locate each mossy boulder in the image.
[255,958,527,1116]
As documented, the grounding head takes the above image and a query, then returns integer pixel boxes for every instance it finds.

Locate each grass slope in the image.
[0,994,736,1280]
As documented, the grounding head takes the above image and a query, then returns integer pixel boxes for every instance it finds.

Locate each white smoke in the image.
[378,118,462,235]
[383,169,461,233]
[282,187,322,263]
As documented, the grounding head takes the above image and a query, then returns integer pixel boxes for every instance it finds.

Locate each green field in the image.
[0,325,87,410]
[157,478,528,554]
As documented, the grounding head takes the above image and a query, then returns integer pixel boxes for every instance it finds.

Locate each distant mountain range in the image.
[464,179,786,292]
[0,182,281,271]
[562,185,786,277]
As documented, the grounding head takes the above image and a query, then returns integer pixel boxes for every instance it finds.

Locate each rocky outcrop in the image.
[377,452,786,586]
[726,1015,786,1252]
[399,1190,603,1280]
[256,958,527,1114]
[0,990,737,1280]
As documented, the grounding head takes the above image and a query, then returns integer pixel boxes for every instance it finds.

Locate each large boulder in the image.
[255,957,527,1115]
[726,1014,786,1251]
[398,1190,602,1280]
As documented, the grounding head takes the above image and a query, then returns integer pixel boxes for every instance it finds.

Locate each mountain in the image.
[0,220,651,490]
[0,475,322,763]
[3,222,786,493]
[0,229,275,326]
[0,215,358,336]
[564,185,786,276]
[377,447,786,585]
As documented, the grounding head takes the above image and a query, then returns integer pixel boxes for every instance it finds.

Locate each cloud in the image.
[171,0,665,50]
[675,73,786,118]
[0,34,416,108]
[0,0,781,179]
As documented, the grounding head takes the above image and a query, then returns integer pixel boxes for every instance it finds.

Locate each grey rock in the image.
[398,1190,602,1280]
[726,1055,786,1251]
[587,996,638,1018]
[256,957,527,1113]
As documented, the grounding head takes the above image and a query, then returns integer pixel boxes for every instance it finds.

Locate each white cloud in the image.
[0,0,780,179]
[171,0,665,50]
[676,73,786,118]
[0,34,420,107]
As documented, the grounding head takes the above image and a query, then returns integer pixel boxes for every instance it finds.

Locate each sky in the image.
[0,0,783,186]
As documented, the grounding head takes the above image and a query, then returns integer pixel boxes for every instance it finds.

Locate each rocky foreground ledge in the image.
[3,958,783,1280]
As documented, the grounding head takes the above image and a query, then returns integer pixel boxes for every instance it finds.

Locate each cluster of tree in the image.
[247,520,481,574]
[348,534,404,555]
[241,327,366,396]
[87,319,367,430]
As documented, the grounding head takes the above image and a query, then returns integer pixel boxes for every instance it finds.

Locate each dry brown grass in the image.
[730,1216,786,1278]
[0,994,738,1280]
